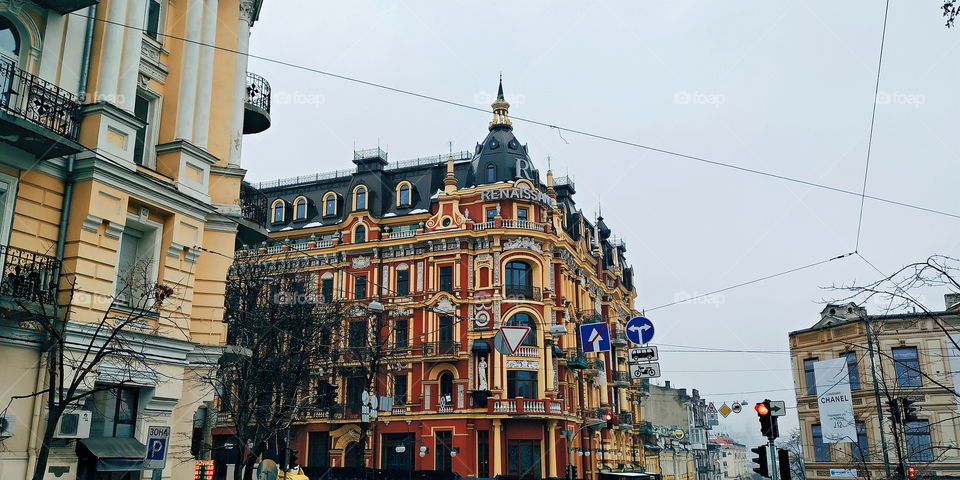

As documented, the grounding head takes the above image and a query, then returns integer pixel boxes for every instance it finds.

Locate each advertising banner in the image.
[815,358,856,443]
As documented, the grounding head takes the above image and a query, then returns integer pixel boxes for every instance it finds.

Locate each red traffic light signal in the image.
[755,402,770,416]
[908,466,917,479]
[603,412,613,421]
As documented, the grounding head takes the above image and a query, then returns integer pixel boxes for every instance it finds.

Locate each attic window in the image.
[397,182,411,207]
[830,308,836,315]
[486,164,496,183]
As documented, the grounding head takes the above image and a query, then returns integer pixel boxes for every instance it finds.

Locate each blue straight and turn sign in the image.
[625,316,655,345]
[579,322,611,353]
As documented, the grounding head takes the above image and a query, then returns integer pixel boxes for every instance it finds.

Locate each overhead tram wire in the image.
[642,252,855,312]
[64,10,960,223]
[855,0,892,252]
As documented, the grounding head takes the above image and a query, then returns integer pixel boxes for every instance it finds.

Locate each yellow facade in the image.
[790,301,960,480]
[0,1,269,479]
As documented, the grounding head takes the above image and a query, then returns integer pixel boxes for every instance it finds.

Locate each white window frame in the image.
[113,212,163,309]
[0,171,18,248]
[143,0,166,45]
[135,88,162,169]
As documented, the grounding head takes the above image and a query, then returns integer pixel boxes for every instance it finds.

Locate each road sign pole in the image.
[768,438,779,480]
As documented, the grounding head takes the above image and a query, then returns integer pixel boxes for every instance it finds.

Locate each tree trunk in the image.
[240,453,257,480]
[31,408,61,480]
[31,344,60,480]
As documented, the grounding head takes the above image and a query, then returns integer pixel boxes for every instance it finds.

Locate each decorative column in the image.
[96,0,127,100]
[492,419,503,476]
[547,420,558,478]
[117,0,146,111]
[227,0,256,165]
[193,0,219,146]
[176,0,204,140]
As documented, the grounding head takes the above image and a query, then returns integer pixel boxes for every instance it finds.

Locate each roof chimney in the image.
[946,293,960,311]
[664,380,671,389]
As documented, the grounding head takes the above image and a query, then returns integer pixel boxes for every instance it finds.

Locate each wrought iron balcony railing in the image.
[0,245,60,304]
[0,62,81,141]
[239,182,268,228]
[421,341,460,358]
[243,72,271,134]
[504,285,541,301]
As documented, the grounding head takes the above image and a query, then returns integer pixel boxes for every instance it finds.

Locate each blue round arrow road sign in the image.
[625,316,655,345]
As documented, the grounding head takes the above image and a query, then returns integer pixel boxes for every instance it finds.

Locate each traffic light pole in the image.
[768,438,779,480]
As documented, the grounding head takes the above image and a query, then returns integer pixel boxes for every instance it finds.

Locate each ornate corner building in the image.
[0,1,269,479]
[222,83,651,479]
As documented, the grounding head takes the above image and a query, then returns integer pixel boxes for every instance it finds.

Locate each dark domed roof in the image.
[464,79,539,187]
[597,216,611,240]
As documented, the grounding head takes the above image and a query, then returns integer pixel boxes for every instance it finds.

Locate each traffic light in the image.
[567,465,578,480]
[903,399,919,422]
[777,448,792,480]
[603,410,614,429]
[889,398,902,423]
[755,399,779,439]
[908,466,917,479]
[751,445,769,478]
[288,448,299,467]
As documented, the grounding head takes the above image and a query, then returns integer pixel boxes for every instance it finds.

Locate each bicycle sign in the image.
[630,362,661,379]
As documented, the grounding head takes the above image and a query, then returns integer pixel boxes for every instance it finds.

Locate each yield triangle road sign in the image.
[495,326,530,354]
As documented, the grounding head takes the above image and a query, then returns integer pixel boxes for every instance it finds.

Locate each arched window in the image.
[293,196,308,220]
[0,17,20,63]
[506,312,536,346]
[355,225,366,243]
[397,183,411,207]
[439,372,454,401]
[271,199,284,223]
[354,185,367,210]
[486,163,496,183]
[323,192,337,216]
[505,261,531,287]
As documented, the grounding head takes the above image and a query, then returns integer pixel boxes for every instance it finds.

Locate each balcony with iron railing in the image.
[420,341,461,360]
[237,182,269,245]
[0,62,82,159]
[243,72,271,134]
[0,245,60,308]
[562,348,589,369]
[504,285,542,301]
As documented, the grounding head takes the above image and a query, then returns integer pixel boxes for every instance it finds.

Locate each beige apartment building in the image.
[789,295,960,480]
[0,1,270,479]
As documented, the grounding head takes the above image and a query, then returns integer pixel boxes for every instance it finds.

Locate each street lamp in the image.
[395,444,406,454]
[368,300,385,313]
[419,445,428,458]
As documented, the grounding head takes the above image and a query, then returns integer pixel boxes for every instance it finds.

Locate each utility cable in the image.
[855,0,892,251]
[61,9,960,223]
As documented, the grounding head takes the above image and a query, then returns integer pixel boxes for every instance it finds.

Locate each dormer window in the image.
[397,182,411,207]
[293,196,308,220]
[271,199,285,223]
[323,192,337,216]
[486,164,496,183]
[354,185,367,211]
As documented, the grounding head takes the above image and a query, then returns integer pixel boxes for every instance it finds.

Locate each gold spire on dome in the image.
[489,75,511,129]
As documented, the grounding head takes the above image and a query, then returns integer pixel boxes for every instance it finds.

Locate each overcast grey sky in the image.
[241,1,960,440]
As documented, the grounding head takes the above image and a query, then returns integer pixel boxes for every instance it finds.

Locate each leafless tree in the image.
[0,256,183,480]
[778,428,806,480]
[213,250,346,480]
[825,255,960,479]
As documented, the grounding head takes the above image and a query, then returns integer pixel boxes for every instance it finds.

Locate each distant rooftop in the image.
[255,149,473,190]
